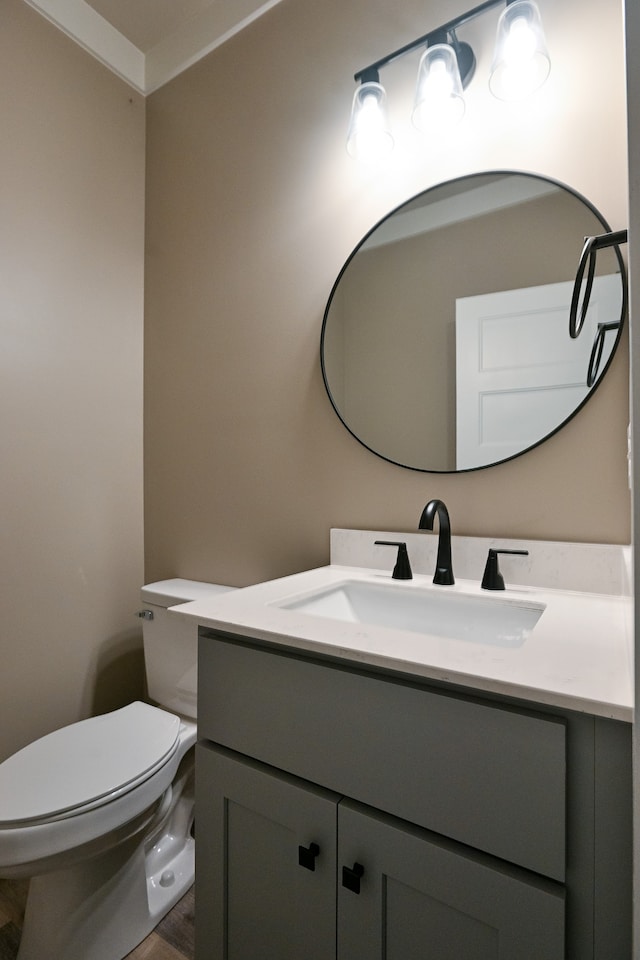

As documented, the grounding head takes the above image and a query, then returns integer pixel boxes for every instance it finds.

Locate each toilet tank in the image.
[140,579,236,719]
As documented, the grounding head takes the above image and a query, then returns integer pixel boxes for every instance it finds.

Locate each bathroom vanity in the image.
[179,532,633,960]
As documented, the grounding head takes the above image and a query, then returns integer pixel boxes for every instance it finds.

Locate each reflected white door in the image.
[455,276,620,469]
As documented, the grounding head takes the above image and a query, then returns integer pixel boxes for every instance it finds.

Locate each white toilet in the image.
[0,579,234,960]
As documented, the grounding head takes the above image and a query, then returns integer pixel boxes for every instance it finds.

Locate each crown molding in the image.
[24,0,284,95]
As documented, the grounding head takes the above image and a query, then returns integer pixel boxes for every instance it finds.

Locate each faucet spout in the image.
[418,499,455,585]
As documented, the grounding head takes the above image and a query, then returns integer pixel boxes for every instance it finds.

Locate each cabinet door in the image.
[195,743,339,960]
[338,800,565,960]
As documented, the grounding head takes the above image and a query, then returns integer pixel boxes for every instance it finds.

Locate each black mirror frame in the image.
[320,170,627,474]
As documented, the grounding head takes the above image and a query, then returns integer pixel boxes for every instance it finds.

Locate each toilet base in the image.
[16,755,195,960]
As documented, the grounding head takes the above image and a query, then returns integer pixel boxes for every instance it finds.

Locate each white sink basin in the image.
[277,580,545,648]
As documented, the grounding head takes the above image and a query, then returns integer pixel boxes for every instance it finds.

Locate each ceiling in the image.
[24,0,284,95]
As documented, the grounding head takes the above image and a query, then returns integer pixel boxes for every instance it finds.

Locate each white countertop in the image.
[173,563,634,722]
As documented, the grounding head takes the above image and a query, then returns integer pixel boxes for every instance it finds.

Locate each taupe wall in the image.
[145,0,629,589]
[0,1,145,759]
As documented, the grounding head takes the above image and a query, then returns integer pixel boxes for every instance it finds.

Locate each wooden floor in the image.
[0,877,194,960]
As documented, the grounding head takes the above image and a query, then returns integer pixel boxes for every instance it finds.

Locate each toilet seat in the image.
[0,702,180,826]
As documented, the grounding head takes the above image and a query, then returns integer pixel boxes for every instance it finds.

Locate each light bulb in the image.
[489,0,550,101]
[503,15,538,62]
[412,44,465,133]
[346,81,394,163]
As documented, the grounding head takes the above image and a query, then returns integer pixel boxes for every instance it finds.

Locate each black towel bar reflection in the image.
[569,229,627,340]
[587,321,621,388]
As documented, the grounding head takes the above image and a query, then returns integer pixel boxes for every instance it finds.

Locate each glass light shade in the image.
[346,81,394,162]
[412,44,465,133]
[489,0,551,101]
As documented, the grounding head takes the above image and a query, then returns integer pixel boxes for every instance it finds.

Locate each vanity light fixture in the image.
[348,0,550,160]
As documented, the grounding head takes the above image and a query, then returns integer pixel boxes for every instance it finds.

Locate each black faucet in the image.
[418,499,454,585]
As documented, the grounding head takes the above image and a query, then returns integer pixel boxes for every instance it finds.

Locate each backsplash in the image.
[330,529,632,597]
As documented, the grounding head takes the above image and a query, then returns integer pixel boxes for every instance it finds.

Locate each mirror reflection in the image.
[322,172,625,472]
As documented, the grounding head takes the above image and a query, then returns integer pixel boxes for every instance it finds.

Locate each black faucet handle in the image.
[374,541,413,580]
[481,549,529,591]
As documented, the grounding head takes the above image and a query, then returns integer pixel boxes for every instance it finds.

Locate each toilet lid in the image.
[0,702,181,825]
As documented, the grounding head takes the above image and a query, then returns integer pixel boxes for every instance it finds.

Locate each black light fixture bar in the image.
[354,0,505,83]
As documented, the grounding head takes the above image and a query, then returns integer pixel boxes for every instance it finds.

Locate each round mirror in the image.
[321,171,626,472]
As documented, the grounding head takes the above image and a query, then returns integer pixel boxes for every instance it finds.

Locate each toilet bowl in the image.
[0,579,234,960]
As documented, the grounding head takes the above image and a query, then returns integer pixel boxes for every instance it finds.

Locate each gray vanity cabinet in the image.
[337,799,564,960]
[196,744,338,960]
[197,743,564,960]
[196,632,631,960]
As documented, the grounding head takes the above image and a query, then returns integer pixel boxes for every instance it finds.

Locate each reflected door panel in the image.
[456,275,621,469]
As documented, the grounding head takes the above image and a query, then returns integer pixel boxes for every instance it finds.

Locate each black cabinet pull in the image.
[342,862,364,894]
[298,842,320,871]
